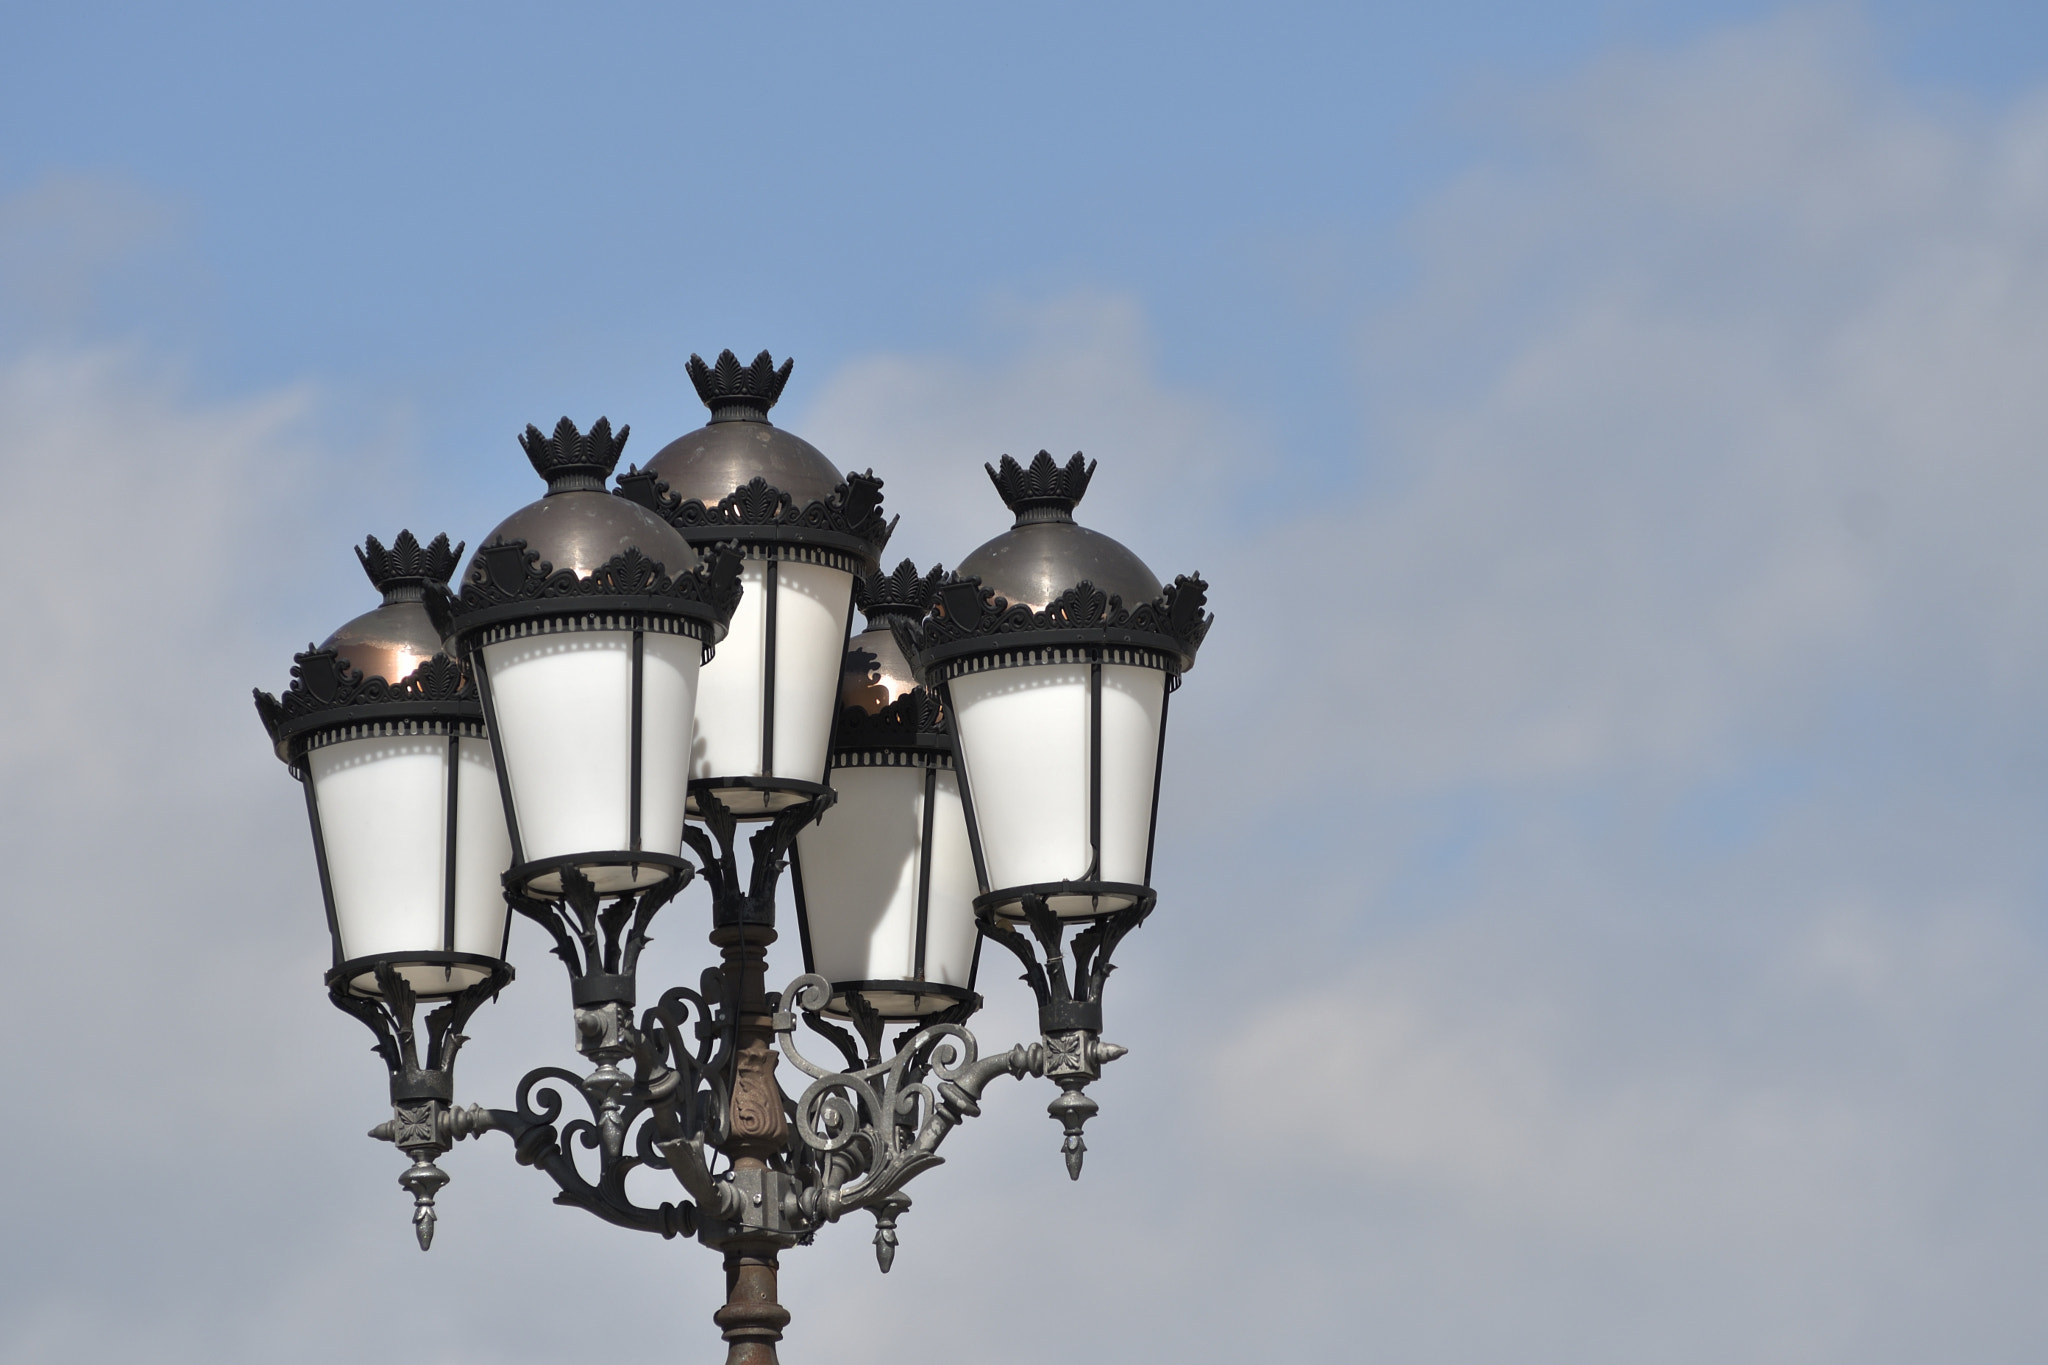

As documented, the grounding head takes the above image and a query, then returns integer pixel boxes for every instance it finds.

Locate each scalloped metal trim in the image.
[905,573,1211,676]
[614,467,896,560]
[255,649,479,758]
[437,542,743,643]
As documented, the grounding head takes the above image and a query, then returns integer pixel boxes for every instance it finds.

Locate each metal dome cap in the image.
[835,561,948,755]
[255,531,478,767]
[431,418,742,650]
[613,350,896,572]
[909,452,1212,678]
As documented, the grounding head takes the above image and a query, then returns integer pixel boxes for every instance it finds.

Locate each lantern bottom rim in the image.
[327,951,515,1001]
[687,775,834,821]
[818,979,976,1022]
[975,880,1157,923]
[506,850,695,899]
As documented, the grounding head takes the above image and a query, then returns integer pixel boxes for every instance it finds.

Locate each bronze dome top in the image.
[634,350,846,510]
[466,417,701,584]
[953,453,1161,611]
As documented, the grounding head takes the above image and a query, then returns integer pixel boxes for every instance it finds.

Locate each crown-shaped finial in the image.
[520,417,629,491]
[687,349,793,423]
[356,531,463,599]
[855,560,946,624]
[985,451,1096,524]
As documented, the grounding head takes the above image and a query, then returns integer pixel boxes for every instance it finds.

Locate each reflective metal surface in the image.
[954,520,1162,612]
[321,598,444,685]
[642,420,845,510]
[838,625,920,715]
[469,488,701,581]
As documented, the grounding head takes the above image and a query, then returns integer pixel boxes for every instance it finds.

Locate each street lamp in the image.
[256,354,1211,1364]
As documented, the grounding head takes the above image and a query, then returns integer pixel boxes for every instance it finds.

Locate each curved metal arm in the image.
[771,973,1126,1269]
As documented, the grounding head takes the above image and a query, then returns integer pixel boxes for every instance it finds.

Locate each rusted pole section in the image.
[712,920,792,1365]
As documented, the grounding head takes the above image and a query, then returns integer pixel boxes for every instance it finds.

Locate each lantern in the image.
[431,418,741,899]
[255,531,514,999]
[791,561,982,1024]
[615,350,894,819]
[907,453,1211,922]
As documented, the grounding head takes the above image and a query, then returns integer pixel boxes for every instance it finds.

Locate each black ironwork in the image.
[265,405,1210,1365]
[334,958,513,1249]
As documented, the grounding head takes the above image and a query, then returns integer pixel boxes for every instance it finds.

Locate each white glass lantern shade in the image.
[945,653,1168,919]
[794,758,980,1018]
[690,554,856,817]
[474,621,701,896]
[305,725,512,997]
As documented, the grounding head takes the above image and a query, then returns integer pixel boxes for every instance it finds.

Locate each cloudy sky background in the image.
[5,3,2048,1361]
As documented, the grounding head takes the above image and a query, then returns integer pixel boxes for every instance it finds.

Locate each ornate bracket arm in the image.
[332,962,507,1249]
[772,974,1124,1272]
[973,896,1150,1178]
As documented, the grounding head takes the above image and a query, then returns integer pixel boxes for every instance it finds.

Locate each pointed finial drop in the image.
[398,1154,450,1251]
[1063,1134,1086,1181]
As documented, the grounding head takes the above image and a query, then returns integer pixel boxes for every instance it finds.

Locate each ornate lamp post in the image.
[256,352,1211,1364]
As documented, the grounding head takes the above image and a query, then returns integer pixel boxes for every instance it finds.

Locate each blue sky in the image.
[6,4,2048,1363]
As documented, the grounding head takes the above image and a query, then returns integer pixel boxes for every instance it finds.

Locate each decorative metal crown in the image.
[855,560,945,624]
[356,531,463,593]
[687,349,794,421]
[986,451,1096,522]
[520,417,630,487]
[614,467,897,561]
[906,573,1213,675]
[254,648,474,752]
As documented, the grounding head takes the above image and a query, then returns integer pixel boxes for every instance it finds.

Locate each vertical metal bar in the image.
[629,626,644,853]
[947,684,991,893]
[790,840,817,974]
[301,769,343,970]
[913,760,937,981]
[760,557,779,777]
[1143,682,1170,885]
[470,644,525,867]
[442,731,460,979]
[1088,654,1103,884]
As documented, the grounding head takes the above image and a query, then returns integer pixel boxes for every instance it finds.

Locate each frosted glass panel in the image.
[312,734,447,963]
[483,630,635,889]
[638,632,701,860]
[451,735,513,958]
[1097,664,1166,884]
[692,558,853,817]
[921,768,980,989]
[799,765,925,986]
[948,664,1091,894]
[770,561,853,784]
[692,559,767,784]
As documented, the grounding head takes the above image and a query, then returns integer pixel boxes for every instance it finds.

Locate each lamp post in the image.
[256,353,1211,1364]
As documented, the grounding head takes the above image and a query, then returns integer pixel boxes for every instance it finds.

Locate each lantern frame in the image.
[789,561,986,1031]
[429,421,744,900]
[614,350,896,820]
[907,570,1210,926]
[256,533,516,1003]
